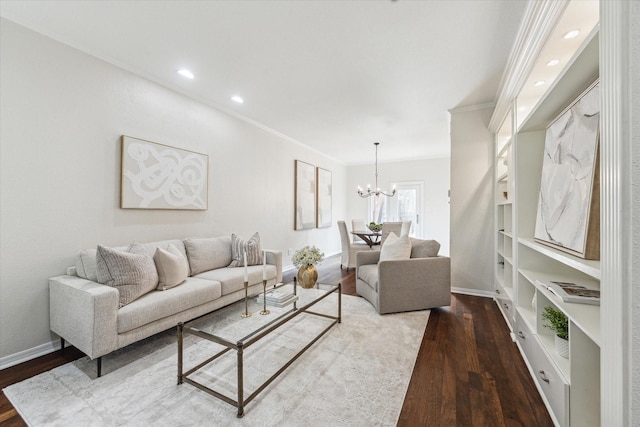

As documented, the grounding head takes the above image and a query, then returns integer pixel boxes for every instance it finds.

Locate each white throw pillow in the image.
[154,244,189,290]
[96,244,159,307]
[379,232,412,261]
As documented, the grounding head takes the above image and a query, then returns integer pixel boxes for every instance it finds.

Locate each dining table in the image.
[350,230,381,248]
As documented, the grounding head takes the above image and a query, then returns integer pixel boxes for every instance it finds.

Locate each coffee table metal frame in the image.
[177,281,341,417]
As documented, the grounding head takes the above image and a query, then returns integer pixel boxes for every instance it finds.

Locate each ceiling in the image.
[0,0,527,165]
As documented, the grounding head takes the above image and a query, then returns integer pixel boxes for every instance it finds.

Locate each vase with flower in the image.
[291,245,325,289]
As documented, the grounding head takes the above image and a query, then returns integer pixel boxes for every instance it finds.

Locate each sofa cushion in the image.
[117,277,222,333]
[194,264,277,295]
[379,232,412,261]
[410,238,441,258]
[228,232,262,267]
[96,244,159,307]
[184,236,232,275]
[357,265,379,292]
[154,244,189,290]
[75,249,99,281]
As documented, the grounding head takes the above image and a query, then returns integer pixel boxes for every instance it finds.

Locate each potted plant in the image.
[541,306,569,358]
[367,222,383,232]
[291,245,325,288]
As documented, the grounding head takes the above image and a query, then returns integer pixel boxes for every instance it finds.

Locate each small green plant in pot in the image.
[542,306,569,358]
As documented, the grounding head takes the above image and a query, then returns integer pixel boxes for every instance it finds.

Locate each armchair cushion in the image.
[357,264,379,291]
[379,232,411,261]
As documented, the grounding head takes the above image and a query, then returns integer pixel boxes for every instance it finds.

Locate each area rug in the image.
[4,294,429,426]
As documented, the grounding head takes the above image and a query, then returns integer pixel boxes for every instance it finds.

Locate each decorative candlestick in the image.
[260,279,270,315]
[241,280,252,318]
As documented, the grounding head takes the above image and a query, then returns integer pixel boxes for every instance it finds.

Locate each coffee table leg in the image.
[338,283,342,323]
[177,323,183,385]
[237,343,244,417]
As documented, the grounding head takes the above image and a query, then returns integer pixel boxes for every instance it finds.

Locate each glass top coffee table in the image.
[177,280,341,417]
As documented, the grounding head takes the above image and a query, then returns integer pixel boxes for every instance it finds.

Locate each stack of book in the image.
[256,284,298,307]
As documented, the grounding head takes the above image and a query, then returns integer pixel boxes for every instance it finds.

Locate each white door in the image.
[388,181,423,237]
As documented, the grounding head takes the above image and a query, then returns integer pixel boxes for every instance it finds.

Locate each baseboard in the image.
[0,339,60,370]
[451,287,495,298]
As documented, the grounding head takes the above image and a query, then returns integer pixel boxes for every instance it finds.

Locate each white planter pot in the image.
[555,335,569,359]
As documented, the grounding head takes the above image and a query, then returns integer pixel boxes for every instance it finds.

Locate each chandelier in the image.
[357,142,396,198]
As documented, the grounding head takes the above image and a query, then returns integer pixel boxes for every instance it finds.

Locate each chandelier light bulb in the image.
[356,142,396,198]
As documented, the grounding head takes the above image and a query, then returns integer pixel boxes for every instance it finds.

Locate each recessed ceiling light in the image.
[231,95,244,104]
[563,30,580,39]
[546,59,560,67]
[534,80,545,87]
[177,69,194,79]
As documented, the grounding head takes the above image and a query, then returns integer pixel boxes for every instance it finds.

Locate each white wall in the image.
[449,106,494,294]
[0,19,345,363]
[346,158,450,255]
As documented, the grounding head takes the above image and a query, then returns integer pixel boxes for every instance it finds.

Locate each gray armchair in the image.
[356,241,451,314]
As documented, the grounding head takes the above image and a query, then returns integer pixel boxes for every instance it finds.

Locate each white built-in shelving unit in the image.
[491,1,601,426]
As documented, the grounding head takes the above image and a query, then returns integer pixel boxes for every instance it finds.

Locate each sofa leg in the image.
[60,338,65,354]
[97,357,102,378]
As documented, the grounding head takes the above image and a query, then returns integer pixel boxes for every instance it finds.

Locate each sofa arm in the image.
[377,256,451,314]
[49,275,119,359]
[264,249,283,283]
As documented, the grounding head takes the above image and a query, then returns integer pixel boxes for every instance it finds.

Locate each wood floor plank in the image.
[0,254,553,426]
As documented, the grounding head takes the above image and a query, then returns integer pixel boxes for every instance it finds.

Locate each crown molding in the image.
[448,102,495,114]
[488,0,569,132]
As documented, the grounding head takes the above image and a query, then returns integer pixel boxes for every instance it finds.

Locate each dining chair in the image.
[381,222,402,245]
[400,220,412,237]
[351,219,368,244]
[338,220,369,270]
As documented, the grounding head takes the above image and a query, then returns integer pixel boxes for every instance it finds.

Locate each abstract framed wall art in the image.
[316,167,332,228]
[294,160,316,230]
[533,80,600,259]
[120,136,208,210]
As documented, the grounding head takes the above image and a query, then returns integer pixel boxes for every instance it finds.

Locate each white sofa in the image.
[49,236,282,376]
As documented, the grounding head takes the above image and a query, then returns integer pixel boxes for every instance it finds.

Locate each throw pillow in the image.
[410,238,441,258]
[228,232,262,267]
[153,244,189,290]
[96,244,159,307]
[379,232,412,261]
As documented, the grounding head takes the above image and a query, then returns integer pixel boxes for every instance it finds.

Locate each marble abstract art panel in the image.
[534,81,600,259]
[121,136,208,210]
[294,160,316,230]
[316,167,332,228]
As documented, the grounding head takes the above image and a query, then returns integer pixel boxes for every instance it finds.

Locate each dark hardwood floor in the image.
[0,254,552,426]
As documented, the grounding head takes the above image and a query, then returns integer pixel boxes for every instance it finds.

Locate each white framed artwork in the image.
[533,81,600,259]
[120,136,208,210]
[294,160,316,230]
[316,167,332,228]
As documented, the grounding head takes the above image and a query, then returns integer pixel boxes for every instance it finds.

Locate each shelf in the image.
[497,172,508,182]
[497,140,511,158]
[499,230,513,238]
[517,306,536,332]
[520,268,600,346]
[497,200,512,206]
[518,237,600,280]
[503,286,514,300]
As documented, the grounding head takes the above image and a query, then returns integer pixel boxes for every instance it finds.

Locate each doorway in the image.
[369,181,424,238]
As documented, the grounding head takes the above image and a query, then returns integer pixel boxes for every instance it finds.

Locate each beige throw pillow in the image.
[154,244,189,290]
[379,232,412,261]
[96,244,159,307]
[228,232,262,267]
